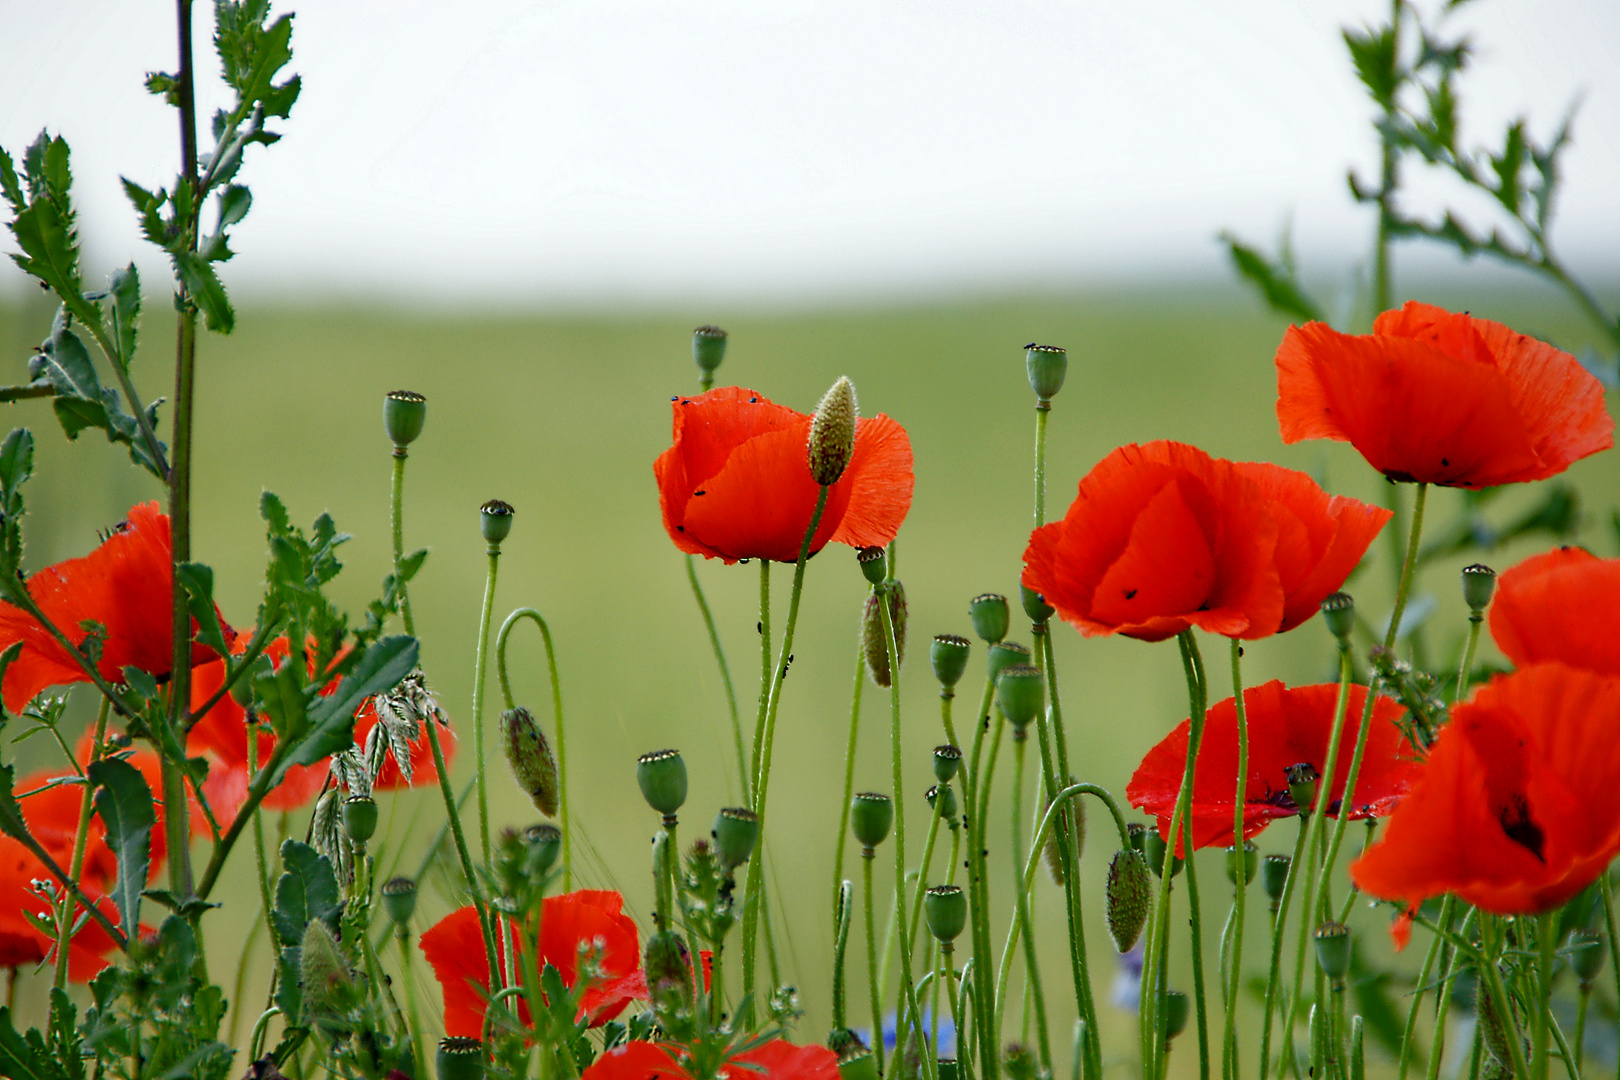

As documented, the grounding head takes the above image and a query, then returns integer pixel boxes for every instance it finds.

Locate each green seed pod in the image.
[850,792,894,850]
[924,884,968,943]
[480,499,514,545]
[522,823,562,878]
[384,390,427,449]
[300,919,355,1021]
[931,635,972,689]
[1162,991,1190,1041]
[693,325,728,379]
[1286,762,1320,815]
[1145,827,1182,879]
[341,796,378,843]
[1314,921,1352,983]
[1042,779,1083,884]
[970,593,1010,643]
[1020,583,1054,625]
[1127,822,1149,853]
[861,581,908,689]
[636,749,688,817]
[987,641,1030,684]
[1462,564,1497,615]
[1320,592,1354,643]
[643,930,694,1007]
[827,1029,866,1059]
[1105,849,1152,953]
[711,807,759,870]
[926,783,958,822]
[995,663,1045,732]
[437,1037,485,1080]
[1262,854,1291,906]
[933,744,962,783]
[1569,929,1605,985]
[1477,975,1518,1073]
[937,1060,959,1080]
[381,876,418,926]
[857,546,887,586]
[837,1048,879,1080]
[502,707,560,817]
[1025,343,1067,402]
[808,376,858,486]
[1003,1043,1036,1080]
[1225,841,1258,887]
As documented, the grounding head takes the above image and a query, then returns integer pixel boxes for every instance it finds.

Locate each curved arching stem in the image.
[497,607,570,889]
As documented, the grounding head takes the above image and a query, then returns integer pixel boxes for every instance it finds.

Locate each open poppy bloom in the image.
[420,889,646,1038]
[581,1038,838,1080]
[1351,664,1620,914]
[1489,547,1620,676]
[1275,301,1613,488]
[1021,441,1387,642]
[1127,680,1417,854]
[0,502,232,712]
[0,835,124,981]
[655,386,914,564]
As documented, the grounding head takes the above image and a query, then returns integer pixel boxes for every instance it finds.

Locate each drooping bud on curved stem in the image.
[501,707,560,817]
[861,582,908,688]
[808,376,858,486]
[1105,848,1151,953]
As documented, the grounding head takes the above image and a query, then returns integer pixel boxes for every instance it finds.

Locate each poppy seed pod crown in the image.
[995,664,1045,732]
[1462,563,1496,614]
[931,634,971,689]
[437,1038,485,1080]
[850,792,893,849]
[1314,921,1352,982]
[522,823,562,878]
[381,876,418,925]
[808,376,858,486]
[479,499,514,545]
[1021,583,1054,624]
[342,795,377,843]
[987,641,1030,684]
[933,744,962,783]
[1225,841,1258,886]
[712,806,759,870]
[693,325,727,378]
[384,389,426,448]
[1320,592,1355,643]
[636,749,688,817]
[857,546,887,586]
[923,884,968,943]
[1262,854,1291,906]
[925,782,958,822]
[1025,343,1068,403]
[969,593,1010,643]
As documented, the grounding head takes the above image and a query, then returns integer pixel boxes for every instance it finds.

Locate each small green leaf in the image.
[399,547,429,582]
[174,252,234,334]
[272,839,341,948]
[107,264,141,368]
[1219,232,1326,324]
[88,756,155,936]
[175,563,231,660]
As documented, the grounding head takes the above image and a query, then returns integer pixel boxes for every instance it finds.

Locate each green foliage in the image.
[1218,230,1325,325]
[271,839,342,1026]
[0,992,84,1080]
[35,312,166,475]
[0,133,83,304]
[88,757,155,937]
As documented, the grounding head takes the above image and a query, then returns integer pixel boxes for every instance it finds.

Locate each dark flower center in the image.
[1497,794,1545,862]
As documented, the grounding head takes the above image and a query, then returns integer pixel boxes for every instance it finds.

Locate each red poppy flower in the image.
[1128,680,1418,854]
[1489,547,1620,677]
[1022,441,1386,642]
[0,502,232,713]
[1276,301,1613,489]
[0,835,122,980]
[582,1039,838,1080]
[654,386,914,564]
[1351,663,1620,915]
[420,890,646,1038]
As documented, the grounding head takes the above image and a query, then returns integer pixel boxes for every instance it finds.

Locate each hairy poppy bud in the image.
[995,664,1045,733]
[636,749,688,818]
[1286,762,1320,815]
[931,635,972,690]
[1462,564,1497,615]
[1569,929,1604,985]
[384,390,427,449]
[969,593,1010,643]
[987,641,1030,684]
[693,325,728,380]
[1105,849,1151,952]
[502,707,560,817]
[1262,854,1291,909]
[1003,1043,1036,1080]
[857,546,887,586]
[837,1048,879,1080]
[850,792,893,850]
[924,884,967,943]
[712,807,759,870]
[1320,592,1354,643]
[933,744,962,783]
[1226,841,1258,887]
[926,783,958,822]
[1020,584,1054,625]
[381,876,417,926]
[437,1037,485,1080]
[480,499,514,545]
[1162,991,1190,1041]
[644,930,694,1007]
[1025,344,1067,404]
[300,919,355,1021]
[341,796,377,844]
[522,823,562,878]
[808,376,858,486]
[1145,827,1182,879]
[1314,922,1351,983]
[861,581,908,688]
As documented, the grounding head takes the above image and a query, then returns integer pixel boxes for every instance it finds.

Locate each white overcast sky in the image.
[1,1,1616,307]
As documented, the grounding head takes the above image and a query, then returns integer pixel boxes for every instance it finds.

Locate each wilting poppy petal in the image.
[1490,547,1620,677]
[1351,664,1620,914]
[1128,681,1417,854]
[1276,302,1612,488]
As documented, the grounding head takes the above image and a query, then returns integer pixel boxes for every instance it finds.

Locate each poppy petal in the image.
[827,414,915,551]
[1490,547,1620,677]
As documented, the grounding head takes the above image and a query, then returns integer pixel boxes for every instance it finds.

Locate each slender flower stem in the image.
[687,554,746,799]
[54,698,110,989]
[1397,896,1454,1080]
[1602,874,1620,1080]
[1574,985,1591,1078]
[864,852,886,1077]
[496,608,570,887]
[1224,639,1249,1080]
[1258,815,1317,1080]
[834,642,867,925]
[391,451,416,637]
[963,672,1000,1080]
[1002,738,1052,1069]
[472,546,502,866]
[398,929,426,1074]
[906,790,948,954]
[832,879,855,1030]
[1033,408,1049,528]
[248,715,275,934]
[1422,907,1477,1080]
[1456,613,1482,702]
[1532,912,1557,1080]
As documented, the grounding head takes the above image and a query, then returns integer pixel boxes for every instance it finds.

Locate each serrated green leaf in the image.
[272,839,341,948]
[0,1005,65,1080]
[176,563,231,660]
[298,634,417,751]
[216,184,251,229]
[88,756,154,936]
[0,428,34,506]
[174,251,234,334]
[260,490,291,536]
[1219,232,1326,324]
[400,547,429,582]
[107,264,140,368]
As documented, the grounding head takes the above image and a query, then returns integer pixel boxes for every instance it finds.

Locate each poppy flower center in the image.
[1496,793,1546,862]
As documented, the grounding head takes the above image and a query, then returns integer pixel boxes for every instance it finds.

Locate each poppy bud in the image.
[837,1048,879,1080]
[995,664,1045,733]
[381,876,417,926]
[644,930,694,1007]
[1320,592,1354,643]
[636,749,688,818]
[502,707,560,817]
[1569,929,1604,986]
[1145,827,1182,879]
[933,744,962,783]
[1162,991,1190,1041]
[1003,1043,1036,1080]
[384,390,427,449]
[857,546,887,586]
[1286,762,1320,815]
[1225,841,1258,886]
[480,499,514,546]
[924,884,968,943]
[1462,564,1497,615]
[861,581,908,689]
[1020,584,1054,625]
[1477,981,1518,1073]
[970,593,1010,643]
[711,807,759,870]
[827,1029,866,1059]
[1261,854,1291,909]
[341,796,378,844]
[808,376,858,486]
[926,783,958,823]
[931,635,972,690]
[522,823,562,878]
[1127,822,1149,853]
[850,792,893,850]
[987,641,1030,684]
[1105,848,1152,953]
[693,325,728,380]
[1043,779,1083,884]
[1314,922,1351,983]
[1025,343,1067,404]
[300,919,355,1021]
[437,1037,485,1080]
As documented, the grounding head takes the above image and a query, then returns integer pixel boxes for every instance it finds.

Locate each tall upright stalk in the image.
[391,452,417,637]
[688,555,746,798]
[54,698,110,989]
[834,641,867,924]
[1223,640,1249,1080]
[472,545,502,865]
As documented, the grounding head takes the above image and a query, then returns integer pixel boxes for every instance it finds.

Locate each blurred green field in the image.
[0,286,1615,1073]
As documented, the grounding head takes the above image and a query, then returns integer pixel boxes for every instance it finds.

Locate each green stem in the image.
[1033,407,1049,528]
[1399,896,1454,1080]
[495,608,569,887]
[833,879,854,1029]
[473,546,502,866]
[1457,614,1482,702]
[54,698,110,989]
[1224,639,1249,1080]
[1573,987,1590,1079]
[834,643,866,927]
[906,786,948,956]
[1422,907,1474,1080]
[864,852,886,1077]
[1532,912,1557,1080]
[391,451,416,637]
[1603,873,1620,1080]
[964,673,1000,1080]
[399,930,427,1075]
[1258,815,1315,1080]
[999,738,1052,1070]
[686,553,746,800]
[247,714,275,938]
[1479,940,1535,1080]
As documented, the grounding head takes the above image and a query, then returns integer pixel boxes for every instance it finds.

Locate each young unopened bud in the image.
[692,325,728,381]
[711,807,759,870]
[933,744,962,783]
[643,930,694,1007]
[995,664,1045,733]
[502,707,560,817]
[926,783,959,823]
[1261,854,1291,909]
[1105,848,1152,953]
[1462,564,1497,615]
[807,376,858,486]
[1286,762,1320,815]
[1025,344,1068,404]
[1145,827,1182,879]
[1020,584,1054,625]
[924,884,968,943]
[522,823,562,878]
[1162,991,1190,1042]
[1320,592,1354,643]
[861,581,908,688]
[857,546,887,586]
[480,499,514,546]
[1226,841,1258,887]
[969,593,1010,643]
[1314,922,1351,983]
[1042,779,1083,884]
[300,919,354,1021]
[636,749,688,818]
[437,1037,485,1080]
[987,641,1030,684]
[1002,1043,1036,1080]
[1569,929,1605,986]
[381,876,418,926]
[931,635,972,690]
[342,796,378,843]
[850,792,893,850]
[1477,979,1517,1074]
[384,390,427,449]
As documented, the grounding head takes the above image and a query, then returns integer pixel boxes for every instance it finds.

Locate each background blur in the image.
[2,0,1618,1074]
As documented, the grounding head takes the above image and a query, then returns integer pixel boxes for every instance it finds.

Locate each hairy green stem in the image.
[963,672,1000,1080]
[1397,896,1453,1080]
[864,852,886,1077]
[472,546,502,865]
[833,879,854,1030]
[834,643,866,926]
[53,698,110,988]
[391,452,416,637]
[495,608,569,887]
[687,554,745,800]
[1224,639,1249,1080]
[1258,816,1316,1080]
